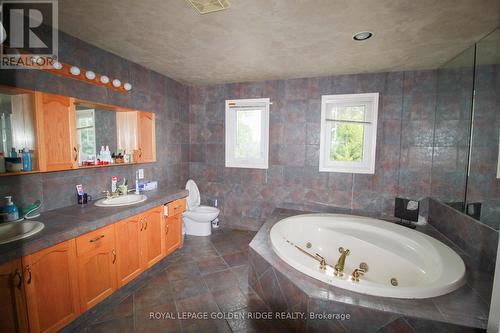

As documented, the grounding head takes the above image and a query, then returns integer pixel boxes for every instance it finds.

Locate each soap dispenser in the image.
[0,196,19,222]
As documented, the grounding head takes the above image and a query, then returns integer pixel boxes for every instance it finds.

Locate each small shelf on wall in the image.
[0,170,39,177]
[0,161,156,177]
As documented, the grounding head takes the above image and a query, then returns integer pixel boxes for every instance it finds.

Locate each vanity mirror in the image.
[0,86,156,175]
[74,103,151,167]
[467,29,500,229]
[430,44,475,211]
[70,100,155,169]
[431,28,500,230]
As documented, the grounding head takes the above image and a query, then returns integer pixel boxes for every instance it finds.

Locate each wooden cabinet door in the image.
[23,240,80,333]
[165,215,182,256]
[137,111,156,162]
[34,92,77,171]
[0,259,29,333]
[76,225,117,311]
[140,206,165,268]
[115,216,143,287]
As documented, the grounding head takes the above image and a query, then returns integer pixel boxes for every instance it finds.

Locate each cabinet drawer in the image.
[167,198,186,216]
[76,224,115,256]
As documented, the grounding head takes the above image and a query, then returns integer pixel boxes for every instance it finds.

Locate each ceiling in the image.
[59,0,500,85]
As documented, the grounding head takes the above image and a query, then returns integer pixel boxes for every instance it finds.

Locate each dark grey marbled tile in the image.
[374,318,414,333]
[405,316,485,333]
[428,198,498,273]
[431,285,489,328]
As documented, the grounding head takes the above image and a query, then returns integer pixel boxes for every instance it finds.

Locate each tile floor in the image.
[66,229,288,333]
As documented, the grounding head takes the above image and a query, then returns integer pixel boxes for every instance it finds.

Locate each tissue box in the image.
[394,197,419,222]
[139,181,158,191]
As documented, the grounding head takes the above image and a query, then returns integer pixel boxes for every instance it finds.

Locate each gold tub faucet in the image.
[334,248,350,276]
[315,253,327,270]
[351,263,368,282]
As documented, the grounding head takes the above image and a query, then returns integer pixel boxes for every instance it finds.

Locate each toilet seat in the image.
[183,179,220,236]
[184,205,219,222]
[185,179,201,209]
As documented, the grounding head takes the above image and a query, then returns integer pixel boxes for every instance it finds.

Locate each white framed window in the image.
[319,93,379,174]
[225,98,270,169]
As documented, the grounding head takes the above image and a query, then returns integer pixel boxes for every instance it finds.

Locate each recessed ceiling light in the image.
[353,31,373,41]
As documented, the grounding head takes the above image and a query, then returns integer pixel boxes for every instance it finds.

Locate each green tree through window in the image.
[330,123,364,161]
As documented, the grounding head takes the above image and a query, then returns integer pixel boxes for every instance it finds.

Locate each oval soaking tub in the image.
[270,214,466,299]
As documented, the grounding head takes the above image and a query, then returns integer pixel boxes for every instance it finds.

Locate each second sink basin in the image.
[0,220,45,245]
[95,194,147,207]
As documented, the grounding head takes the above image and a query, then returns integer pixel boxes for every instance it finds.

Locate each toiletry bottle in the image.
[99,146,105,160]
[22,148,32,171]
[78,145,83,166]
[10,147,17,158]
[111,176,118,193]
[0,152,5,173]
[3,196,19,222]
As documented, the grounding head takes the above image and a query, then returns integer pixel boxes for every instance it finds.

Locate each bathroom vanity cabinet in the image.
[76,224,118,311]
[23,240,81,333]
[0,200,185,333]
[165,198,185,255]
[0,259,29,333]
[140,206,165,268]
[115,215,144,287]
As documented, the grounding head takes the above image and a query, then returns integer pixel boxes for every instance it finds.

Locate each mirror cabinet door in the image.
[0,88,37,173]
[35,93,78,171]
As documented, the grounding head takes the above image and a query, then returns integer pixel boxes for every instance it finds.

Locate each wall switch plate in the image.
[138,169,144,180]
[394,197,419,222]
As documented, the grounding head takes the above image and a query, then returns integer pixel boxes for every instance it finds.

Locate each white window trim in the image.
[225,98,270,169]
[319,93,379,174]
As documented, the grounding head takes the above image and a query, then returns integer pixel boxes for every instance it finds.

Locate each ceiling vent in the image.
[186,0,230,14]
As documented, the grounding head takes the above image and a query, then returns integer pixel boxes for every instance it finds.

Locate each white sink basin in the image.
[95,194,147,207]
[0,221,45,245]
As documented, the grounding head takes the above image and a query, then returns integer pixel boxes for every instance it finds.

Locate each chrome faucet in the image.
[334,247,350,276]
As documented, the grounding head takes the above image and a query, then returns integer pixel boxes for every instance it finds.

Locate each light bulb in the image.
[70,66,80,75]
[112,79,121,88]
[124,83,132,91]
[52,61,62,70]
[100,75,110,84]
[85,71,96,80]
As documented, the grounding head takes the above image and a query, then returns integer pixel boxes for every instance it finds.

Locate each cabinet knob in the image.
[14,268,22,289]
[165,224,169,235]
[112,249,117,264]
[25,266,32,284]
[73,147,78,162]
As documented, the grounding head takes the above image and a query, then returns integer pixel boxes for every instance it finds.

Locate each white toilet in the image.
[183,179,220,236]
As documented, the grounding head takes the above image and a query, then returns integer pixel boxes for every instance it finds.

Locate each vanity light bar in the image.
[42,61,132,94]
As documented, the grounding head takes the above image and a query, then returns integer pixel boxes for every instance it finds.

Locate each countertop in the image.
[0,187,188,265]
